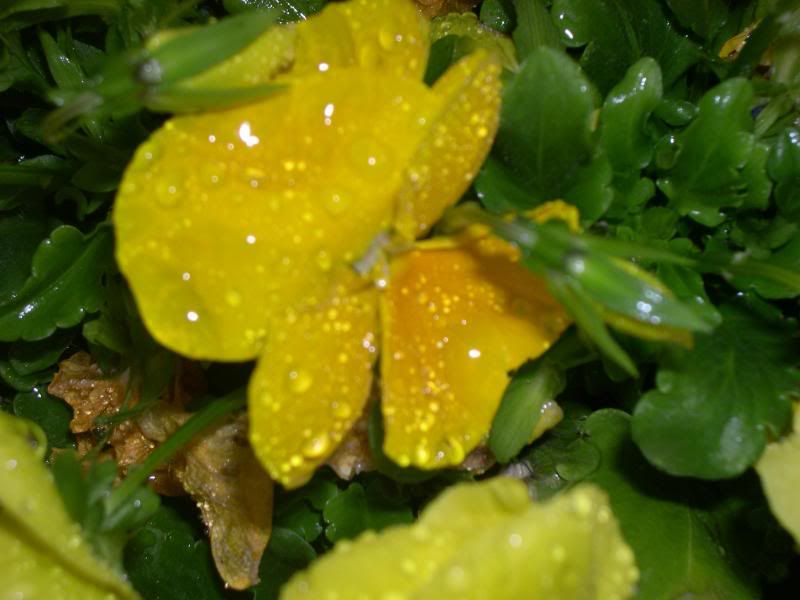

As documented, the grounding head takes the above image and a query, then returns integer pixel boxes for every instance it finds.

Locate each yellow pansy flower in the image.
[114,0,570,488]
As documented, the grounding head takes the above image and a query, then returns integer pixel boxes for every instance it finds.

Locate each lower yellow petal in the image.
[249,274,380,488]
[381,230,571,469]
[282,479,638,600]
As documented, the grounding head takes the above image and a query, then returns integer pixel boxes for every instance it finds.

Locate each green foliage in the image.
[0,225,115,342]
[632,303,799,479]
[657,78,772,226]
[550,0,700,95]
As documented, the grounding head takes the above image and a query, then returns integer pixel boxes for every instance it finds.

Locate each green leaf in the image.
[252,527,316,600]
[479,47,597,209]
[664,0,729,40]
[12,389,74,449]
[600,58,663,176]
[0,0,120,32]
[480,0,515,34]
[632,303,799,479]
[578,410,759,598]
[0,360,54,391]
[768,127,800,219]
[0,213,47,306]
[123,501,225,600]
[222,0,327,21]
[322,478,413,542]
[550,0,700,94]
[9,327,74,374]
[489,360,565,463]
[0,224,114,342]
[657,78,772,226]
[512,0,561,56]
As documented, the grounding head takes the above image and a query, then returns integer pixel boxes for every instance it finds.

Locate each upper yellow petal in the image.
[115,69,437,360]
[380,226,571,469]
[282,478,638,599]
[290,0,429,80]
[393,50,503,240]
[249,272,380,489]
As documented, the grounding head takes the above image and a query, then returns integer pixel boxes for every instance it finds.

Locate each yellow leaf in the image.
[757,405,800,545]
[281,478,638,599]
[380,226,570,469]
[0,412,139,600]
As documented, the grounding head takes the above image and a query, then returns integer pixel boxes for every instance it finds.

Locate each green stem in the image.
[105,388,245,514]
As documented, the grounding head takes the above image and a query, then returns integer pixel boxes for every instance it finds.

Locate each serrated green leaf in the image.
[322,478,413,543]
[550,0,700,94]
[123,501,225,600]
[9,327,74,374]
[657,78,772,226]
[0,224,114,342]
[252,527,316,600]
[632,304,799,479]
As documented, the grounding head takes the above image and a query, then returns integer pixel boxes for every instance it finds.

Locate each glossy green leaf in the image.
[512,0,561,56]
[580,410,759,599]
[480,46,596,208]
[0,411,139,599]
[9,328,74,374]
[665,0,728,39]
[657,78,772,227]
[123,501,225,600]
[0,213,47,303]
[633,304,799,479]
[550,0,700,94]
[12,389,74,449]
[480,0,515,33]
[489,360,565,463]
[252,527,316,600]
[601,58,662,176]
[768,127,800,219]
[0,224,114,342]
[323,478,413,542]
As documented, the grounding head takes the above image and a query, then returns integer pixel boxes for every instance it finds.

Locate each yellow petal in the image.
[380,229,571,469]
[115,69,437,361]
[394,50,503,240]
[756,404,800,544]
[282,478,638,599]
[248,273,380,488]
[0,413,139,600]
[291,0,429,80]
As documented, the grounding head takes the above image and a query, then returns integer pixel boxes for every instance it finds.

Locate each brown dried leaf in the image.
[415,0,479,18]
[176,415,273,590]
[48,352,128,433]
[326,412,374,480]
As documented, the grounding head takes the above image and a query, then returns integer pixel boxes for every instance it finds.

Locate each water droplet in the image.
[325,192,348,215]
[186,311,199,322]
[316,250,332,271]
[225,290,242,307]
[467,348,481,359]
[303,434,331,458]
[287,369,313,394]
[508,533,522,548]
[415,445,431,465]
[332,402,352,419]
